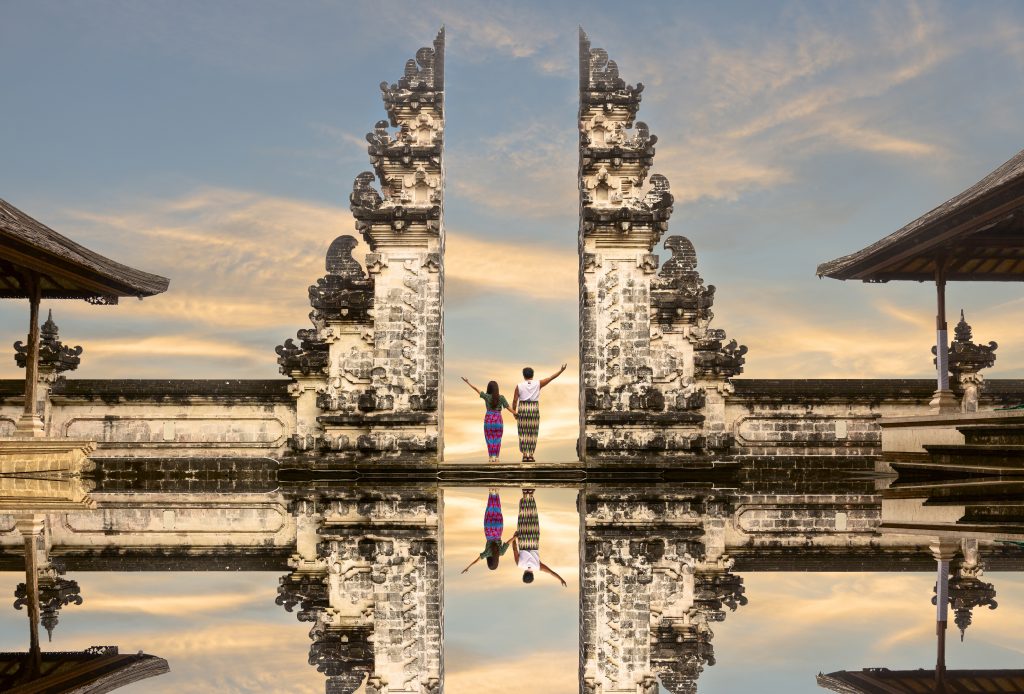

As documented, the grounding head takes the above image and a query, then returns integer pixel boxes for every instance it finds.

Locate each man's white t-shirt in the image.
[517,549,540,571]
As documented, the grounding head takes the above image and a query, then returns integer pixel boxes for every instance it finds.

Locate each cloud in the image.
[446,230,576,302]
[446,649,578,693]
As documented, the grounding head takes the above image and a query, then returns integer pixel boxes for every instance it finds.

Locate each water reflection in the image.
[0,457,1021,692]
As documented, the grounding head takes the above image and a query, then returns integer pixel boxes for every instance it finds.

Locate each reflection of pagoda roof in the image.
[817,668,1024,692]
[0,647,168,693]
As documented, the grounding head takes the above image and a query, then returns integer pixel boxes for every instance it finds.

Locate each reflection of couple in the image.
[460,488,566,587]
[461,364,567,463]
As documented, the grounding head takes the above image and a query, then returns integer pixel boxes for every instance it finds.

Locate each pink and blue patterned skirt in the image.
[484,491,503,541]
[484,410,504,457]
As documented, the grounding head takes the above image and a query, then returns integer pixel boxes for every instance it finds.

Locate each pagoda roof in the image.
[0,199,169,302]
[817,667,1024,693]
[0,648,168,693]
[817,149,1024,282]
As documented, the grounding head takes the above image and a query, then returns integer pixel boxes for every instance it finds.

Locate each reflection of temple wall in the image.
[0,492,297,564]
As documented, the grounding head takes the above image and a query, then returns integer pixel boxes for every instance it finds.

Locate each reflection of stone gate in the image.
[579,487,746,694]
[278,486,443,694]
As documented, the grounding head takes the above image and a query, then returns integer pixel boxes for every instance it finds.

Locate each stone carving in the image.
[693,328,748,379]
[933,569,998,641]
[14,310,82,377]
[277,29,445,461]
[15,568,83,641]
[578,29,747,461]
[276,329,330,377]
[931,310,998,412]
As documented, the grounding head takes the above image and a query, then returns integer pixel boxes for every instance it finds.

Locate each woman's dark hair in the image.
[523,367,534,379]
[522,571,534,583]
[486,540,501,570]
[486,380,500,409]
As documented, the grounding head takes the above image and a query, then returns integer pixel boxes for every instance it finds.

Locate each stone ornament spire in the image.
[930,310,997,412]
[578,29,746,463]
[277,28,445,463]
[14,310,82,377]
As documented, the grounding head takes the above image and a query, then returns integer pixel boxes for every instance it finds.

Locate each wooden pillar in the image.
[934,556,949,691]
[15,514,45,675]
[931,540,956,692]
[930,263,957,413]
[15,273,45,437]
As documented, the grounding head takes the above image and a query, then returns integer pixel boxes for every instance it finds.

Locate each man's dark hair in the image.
[523,367,534,379]
[522,571,534,583]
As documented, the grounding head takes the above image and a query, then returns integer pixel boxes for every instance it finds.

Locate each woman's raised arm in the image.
[460,376,481,394]
[460,556,481,574]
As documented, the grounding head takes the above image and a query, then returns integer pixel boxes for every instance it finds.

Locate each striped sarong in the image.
[516,493,540,551]
[484,491,503,541]
[484,410,504,457]
[517,401,540,457]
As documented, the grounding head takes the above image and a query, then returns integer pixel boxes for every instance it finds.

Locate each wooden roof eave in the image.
[817,150,1024,282]
[0,200,169,299]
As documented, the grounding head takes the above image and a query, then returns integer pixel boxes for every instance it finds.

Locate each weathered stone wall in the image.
[0,379,294,458]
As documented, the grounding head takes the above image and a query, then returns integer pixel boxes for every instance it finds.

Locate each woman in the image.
[512,363,567,462]
[512,488,567,587]
[460,488,513,574]
[461,376,516,462]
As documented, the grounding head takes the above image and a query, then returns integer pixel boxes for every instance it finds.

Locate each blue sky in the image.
[2,1,1024,458]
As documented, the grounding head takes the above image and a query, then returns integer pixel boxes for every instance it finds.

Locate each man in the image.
[512,363,566,462]
[512,488,566,587]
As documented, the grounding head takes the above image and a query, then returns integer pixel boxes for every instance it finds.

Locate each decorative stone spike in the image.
[578,29,746,462]
[931,310,997,412]
[14,310,82,374]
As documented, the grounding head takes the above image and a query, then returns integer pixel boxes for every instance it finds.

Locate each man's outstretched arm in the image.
[540,363,567,388]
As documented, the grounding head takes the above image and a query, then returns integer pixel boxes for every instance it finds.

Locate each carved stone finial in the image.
[940,309,997,376]
[14,309,83,374]
[954,309,972,342]
[14,574,83,642]
[933,573,997,641]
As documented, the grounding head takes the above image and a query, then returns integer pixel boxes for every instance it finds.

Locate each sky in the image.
[0,487,1021,692]
[2,1,1024,460]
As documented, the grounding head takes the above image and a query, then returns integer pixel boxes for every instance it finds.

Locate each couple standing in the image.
[460,488,566,586]
[461,363,566,462]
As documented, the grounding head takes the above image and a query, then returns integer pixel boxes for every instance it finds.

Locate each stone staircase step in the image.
[924,444,1024,467]
[956,423,1024,446]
